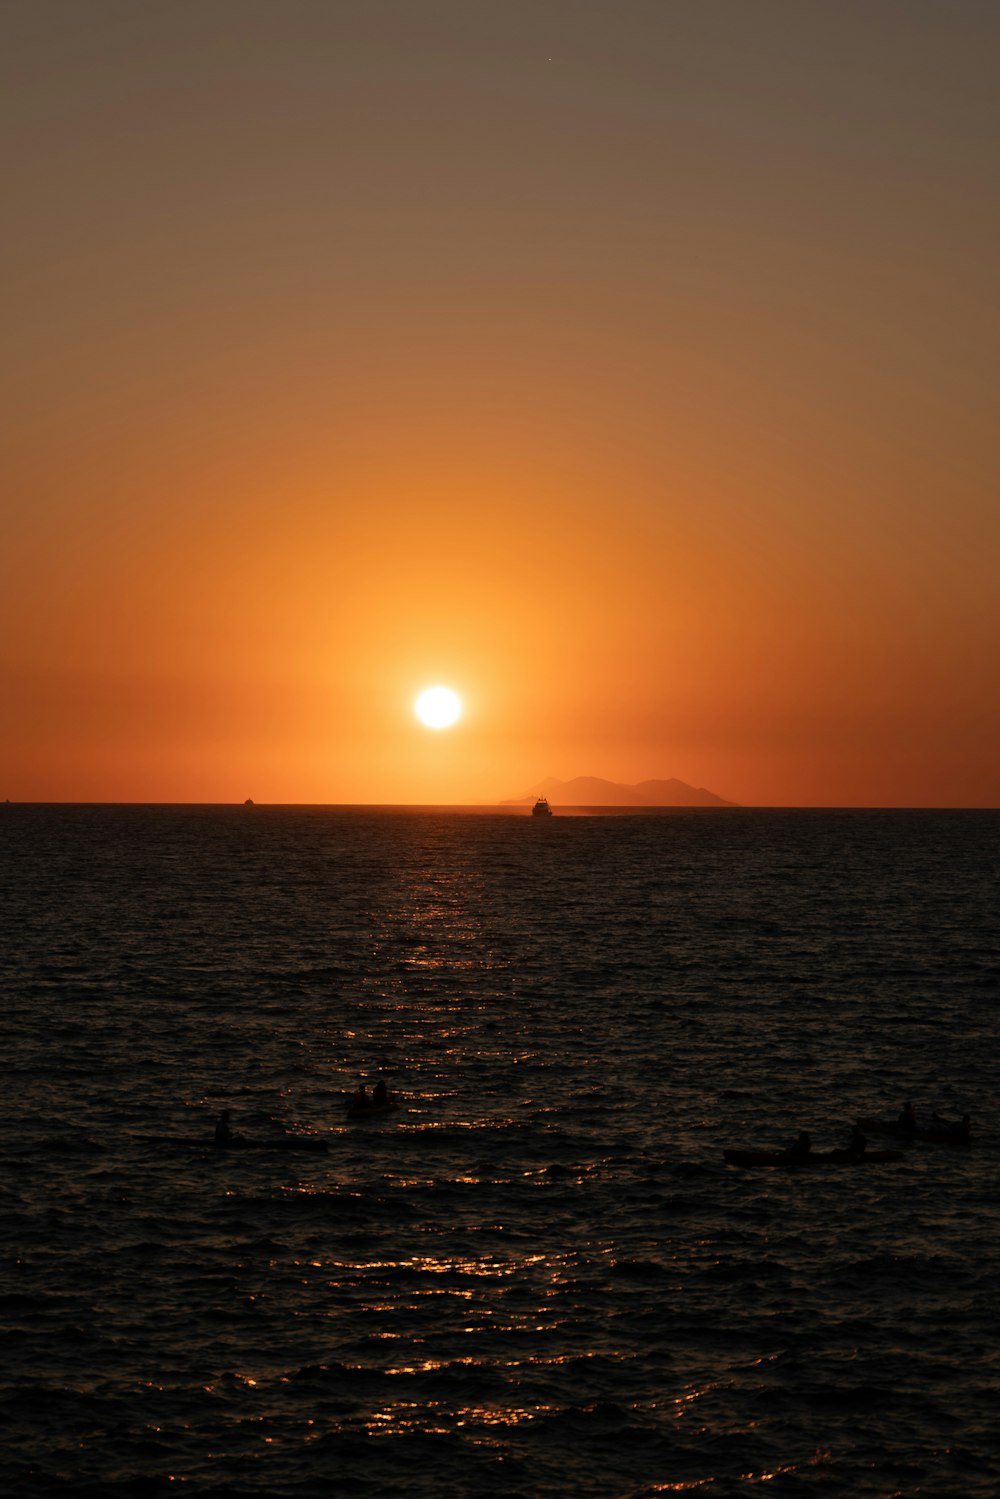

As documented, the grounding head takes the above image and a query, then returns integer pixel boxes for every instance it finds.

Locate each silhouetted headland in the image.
[503,775,734,808]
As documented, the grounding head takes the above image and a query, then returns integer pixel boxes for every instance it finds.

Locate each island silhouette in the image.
[502,776,734,808]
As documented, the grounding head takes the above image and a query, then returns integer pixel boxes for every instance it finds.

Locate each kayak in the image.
[211,1137,329,1152]
[344,1099,398,1122]
[724,1147,904,1169]
[856,1117,971,1146]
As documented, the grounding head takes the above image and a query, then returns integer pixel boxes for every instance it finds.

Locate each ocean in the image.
[1,805,998,1498]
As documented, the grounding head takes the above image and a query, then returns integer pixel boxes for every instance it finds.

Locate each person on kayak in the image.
[214,1110,233,1147]
[847,1124,867,1158]
[352,1083,369,1108]
[897,1102,917,1134]
[373,1080,388,1104]
[784,1130,812,1162]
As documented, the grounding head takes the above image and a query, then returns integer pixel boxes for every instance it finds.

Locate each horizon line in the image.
[3,801,998,812]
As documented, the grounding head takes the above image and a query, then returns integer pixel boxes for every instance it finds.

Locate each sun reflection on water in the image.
[361,1401,557,1438]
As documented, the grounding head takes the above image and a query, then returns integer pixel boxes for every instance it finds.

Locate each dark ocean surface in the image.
[1,805,998,1498]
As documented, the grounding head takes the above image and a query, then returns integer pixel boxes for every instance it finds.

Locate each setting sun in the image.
[415,686,462,730]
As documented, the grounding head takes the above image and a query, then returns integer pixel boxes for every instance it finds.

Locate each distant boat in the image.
[531,797,553,817]
[244,798,254,806]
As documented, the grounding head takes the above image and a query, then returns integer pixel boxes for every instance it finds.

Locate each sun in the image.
[415,685,462,729]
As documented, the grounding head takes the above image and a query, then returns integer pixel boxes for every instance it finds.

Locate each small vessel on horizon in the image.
[531,797,553,817]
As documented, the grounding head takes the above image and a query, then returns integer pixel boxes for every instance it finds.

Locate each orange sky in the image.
[2,2,997,805]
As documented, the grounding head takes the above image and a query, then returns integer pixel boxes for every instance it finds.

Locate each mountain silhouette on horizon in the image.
[502,776,734,807]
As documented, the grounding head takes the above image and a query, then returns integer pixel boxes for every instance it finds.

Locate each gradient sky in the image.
[3,1,997,805]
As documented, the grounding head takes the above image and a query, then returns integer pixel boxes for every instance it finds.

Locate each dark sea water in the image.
[2,805,998,1499]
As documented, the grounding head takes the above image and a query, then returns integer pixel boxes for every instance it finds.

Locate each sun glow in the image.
[415,686,462,730]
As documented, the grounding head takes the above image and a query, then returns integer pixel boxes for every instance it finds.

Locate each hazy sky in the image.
[3,1,997,804]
